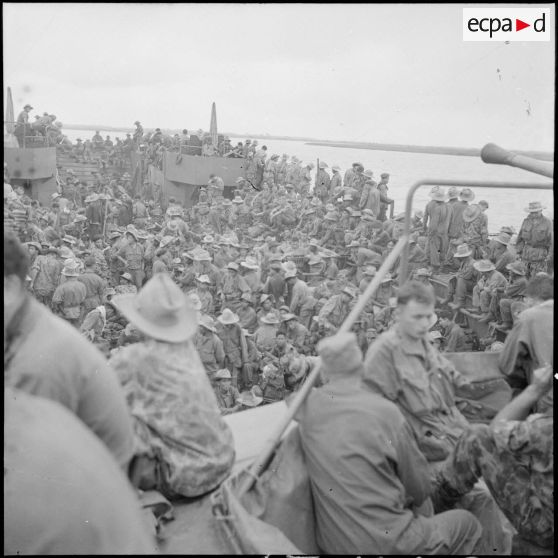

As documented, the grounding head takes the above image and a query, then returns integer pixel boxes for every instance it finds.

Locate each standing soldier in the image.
[276,154,289,186]
[515,201,553,278]
[194,316,226,384]
[359,174,380,218]
[220,261,250,312]
[329,165,342,198]
[115,230,145,289]
[444,188,474,269]
[216,309,250,390]
[423,188,450,273]
[51,263,87,327]
[377,173,393,222]
[315,162,331,202]
[462,202,489,260]
[29,246,63,307]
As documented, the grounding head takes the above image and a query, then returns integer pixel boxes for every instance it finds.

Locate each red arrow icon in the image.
[516,18,530,31]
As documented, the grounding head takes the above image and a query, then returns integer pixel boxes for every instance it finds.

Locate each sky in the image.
[3,3,555,150]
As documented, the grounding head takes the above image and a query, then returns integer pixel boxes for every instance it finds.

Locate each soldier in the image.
[433,364,553,552]
[115,230,145,289]
[423,188,450,273]
[281,313,310,354]
[437,309,470,353]
[192,274,214,315]
[515,201,553,278]
[254,311,281,356]
[109,274,235,499]
[237,291,258,333]
[29,246,63,307]
[462,203,488,260]
[194,315,225,384]
[213,369,243,415]
[377,173,393,222]
[497,261,528,331]
[220,261,250,312]
[315,161,330,202]
[77,256,106,321]
[217,308,250,390]
[471,259,507,323]
[359,175,380,218]
[318,286,355,333]
[486,232,515,274]
[446,244,478,311]
[51,263,87,327]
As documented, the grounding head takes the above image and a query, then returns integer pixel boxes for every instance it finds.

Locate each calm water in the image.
[64,128,553,233]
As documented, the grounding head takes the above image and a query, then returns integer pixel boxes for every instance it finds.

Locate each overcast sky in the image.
[3,3,555,150]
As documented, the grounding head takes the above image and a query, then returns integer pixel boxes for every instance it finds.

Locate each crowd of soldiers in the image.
[4,121,554,413]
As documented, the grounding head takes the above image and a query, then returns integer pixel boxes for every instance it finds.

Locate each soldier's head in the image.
[282,314,297,331]
[437,309,453,329]
[215,369,232,391]
[395,280,436,341]
[275,331,287,349]
[4,232,30,333]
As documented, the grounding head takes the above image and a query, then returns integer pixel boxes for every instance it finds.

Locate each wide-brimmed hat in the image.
[218,308,240,325]
[193,249,211,262]
[62,235,76,245]
[84,194,99,203]
[494,232,511,246]
[500,225,515,235]
[232,196,244,204]
[45,245,59,255]
[473,259,496,273]
[199,315,217,333]
[73,215,87,223]
[347,240,361,248]
[24,104,33,110]
[363,265,377,276]
[506,260,526,276]
[393,212,405,222]
[525,201,545,213]
[324,212,338,221]
[227,262,240,272]
[284,268,298,279]
[120,272,133,282]
[112,274,197,343]
[281,313,297,322]
[61,266,79,277]
[363,169,374,178]
[453,244,472,258]
[238,388,263,407]
[459,188,475,202]
[463,204,482,223]
[109,231,122,239]
[342,286,356,297]
[240,256,259,270]
[240,292,252,303]
[361,209,376,221]
[196,274,211,284]
[430,188,446,202]
[215,369,232,380]
[318,161,328,169]
[202,235,214,243]
[159,235,176,248]
[261,312,280,325]
[308,238,320,248]
[380,273,393,284]
[222,199,233,207]
[447,186,459,199]
[429,330,444,342]
[332,165,341,171]
[58,246,74,259]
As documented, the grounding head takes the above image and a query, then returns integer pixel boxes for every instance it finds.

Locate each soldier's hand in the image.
[531,364,553,396]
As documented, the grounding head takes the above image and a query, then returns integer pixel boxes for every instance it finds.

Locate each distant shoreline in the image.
[63,125,553,160]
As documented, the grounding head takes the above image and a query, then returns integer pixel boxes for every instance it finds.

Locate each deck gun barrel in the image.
[481,143,553,179]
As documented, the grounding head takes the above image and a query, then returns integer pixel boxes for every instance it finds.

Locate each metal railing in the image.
[398,179,554,285]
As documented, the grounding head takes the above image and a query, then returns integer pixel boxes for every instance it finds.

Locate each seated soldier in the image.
[471,259,507,323]
[433,364,553,552]
[437,309,471,353]
[296,332,482,555]
[363,280,514,554]
[213,368,243,415]
[109,274,235,499]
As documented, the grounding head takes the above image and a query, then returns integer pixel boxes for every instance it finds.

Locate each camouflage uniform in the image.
[109,339,235,499]
[434,413,553,549]
[515,213,553,277]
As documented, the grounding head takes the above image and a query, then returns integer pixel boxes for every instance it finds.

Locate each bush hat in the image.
[215,369,232,380]
[199,314,217,333]
[473,259,496,273]
[218,308,240,325]
[459,188,475,202]
[240,256,259,270]
[111,273,198,343]
[494,232,511,246]
[525,201,545,213]
[238,388,263,407]
[261,312,280,325]
[453,244,472,258]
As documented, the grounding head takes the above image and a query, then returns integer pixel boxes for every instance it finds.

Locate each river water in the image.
[63,128,553,233]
